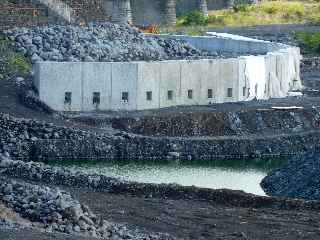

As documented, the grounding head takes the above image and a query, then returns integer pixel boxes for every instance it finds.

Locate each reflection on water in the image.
[49,158,287,196]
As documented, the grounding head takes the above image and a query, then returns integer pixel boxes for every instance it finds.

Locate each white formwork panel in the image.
[159,61,181,108]
[179,60,203,106]
[81,62,112,111]
[36,62,83,111]
[136,61,161,110]
[111,62,138,111]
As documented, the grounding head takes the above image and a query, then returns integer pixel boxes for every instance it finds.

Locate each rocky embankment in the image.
[3,23,222,63]
[0,157,175,239]
[107,107,320,137]
[1,112,320,161]
[261,153,320,200]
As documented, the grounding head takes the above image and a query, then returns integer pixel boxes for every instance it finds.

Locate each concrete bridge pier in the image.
[198,0,208,16]
[164,0,177,25]
[104,0,132,24]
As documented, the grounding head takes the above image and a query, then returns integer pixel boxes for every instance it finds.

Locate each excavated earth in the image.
[1,24,320,239]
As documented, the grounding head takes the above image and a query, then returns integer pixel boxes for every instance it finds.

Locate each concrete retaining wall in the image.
[34,33,302,111]
[150,32,283,54]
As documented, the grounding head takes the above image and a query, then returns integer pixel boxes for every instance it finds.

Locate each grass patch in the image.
[174,1,320,30]
[207,1,308,27]
[7,54,31,76]
[0,36,31,76]
[181,11,209,26]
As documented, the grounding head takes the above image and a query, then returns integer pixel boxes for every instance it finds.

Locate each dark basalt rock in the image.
[3,23,222,63]
[0,156,175,239]
[261,153,320,200]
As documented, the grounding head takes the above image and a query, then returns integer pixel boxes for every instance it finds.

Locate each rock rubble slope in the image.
[0,161,175,239]
[261,153,320,200]
[4,23,219,63]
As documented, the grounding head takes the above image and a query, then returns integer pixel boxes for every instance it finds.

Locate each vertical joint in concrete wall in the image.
[198,0,208,16]
[164,0,177,25]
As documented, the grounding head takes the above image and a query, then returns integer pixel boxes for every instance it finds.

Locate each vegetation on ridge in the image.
[162,1,320,36]
[0,37,31,78]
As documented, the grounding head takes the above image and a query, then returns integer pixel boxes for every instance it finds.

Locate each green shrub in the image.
[296,32,320,54]
[180,11,208,26]
[232,0,251,13]
[8,54,31,76]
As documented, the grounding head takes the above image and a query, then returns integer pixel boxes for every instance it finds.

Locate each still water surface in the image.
[50,158,287,196]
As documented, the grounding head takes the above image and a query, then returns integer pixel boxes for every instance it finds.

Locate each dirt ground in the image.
[68,188,320,240]
[1,177,320,240]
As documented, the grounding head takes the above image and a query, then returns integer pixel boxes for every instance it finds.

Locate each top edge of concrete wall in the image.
[147,32,294,54]
[34,58,244,65]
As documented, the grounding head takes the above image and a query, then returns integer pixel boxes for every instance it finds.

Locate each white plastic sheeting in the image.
[243,56,266,100]
[242,47,302,101]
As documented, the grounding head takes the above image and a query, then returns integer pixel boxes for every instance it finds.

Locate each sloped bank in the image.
[261,153,320,200]
[108,107,320,137]
[1,113,320,162]
[0,161,175,239]
[31,131,320,161]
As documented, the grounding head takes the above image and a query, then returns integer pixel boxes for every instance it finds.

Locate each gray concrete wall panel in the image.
[137,62,161,110]
[179,60,203,106]
[218,59,239,103]
[200,59,220,105]
[37,62,83,111]
[81,63,112,111]
[159,61,181,108]
[111,62,138,111]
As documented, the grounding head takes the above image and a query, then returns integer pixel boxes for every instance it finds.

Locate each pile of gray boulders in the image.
[4,23,219,63]
[0,174,175,239]
[261,153,320,200]
[0,177,105,237]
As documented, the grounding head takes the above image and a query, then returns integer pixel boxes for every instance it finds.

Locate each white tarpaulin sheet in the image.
[243,47,303,101]
[244,56,267,100]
